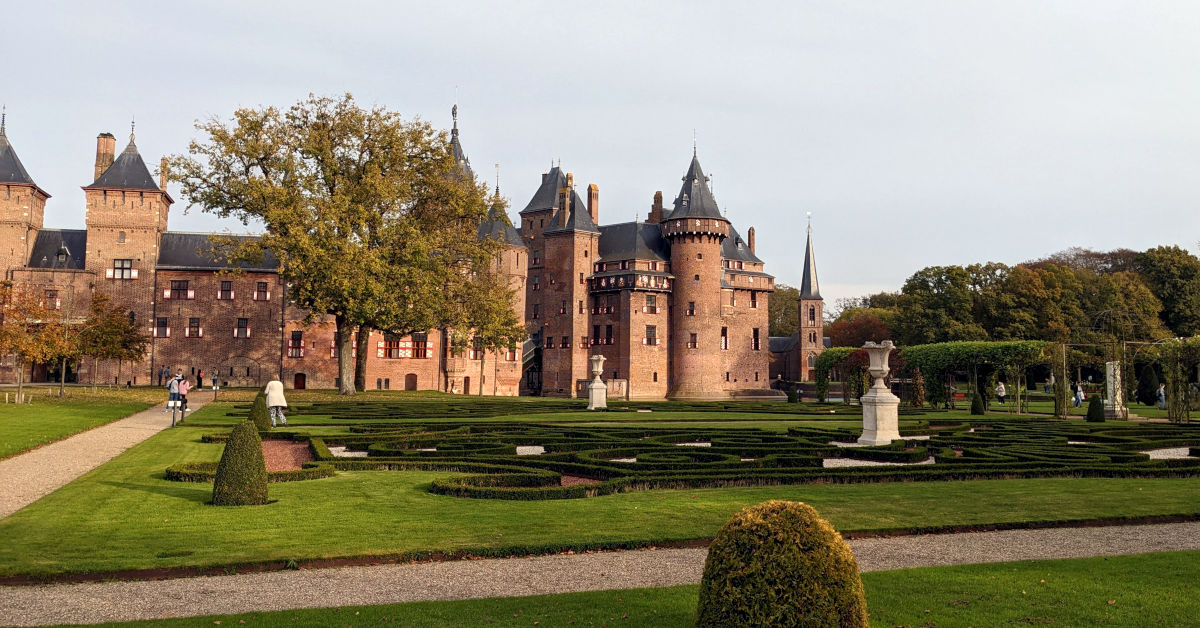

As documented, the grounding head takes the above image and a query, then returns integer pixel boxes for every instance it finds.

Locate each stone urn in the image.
[858,340,901,446]
[587,354,607,410]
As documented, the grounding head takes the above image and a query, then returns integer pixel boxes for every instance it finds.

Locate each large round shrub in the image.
[1086,394,1106,422]
[249,392,271,431]
[696,500,867,627]
[212,419,269,506]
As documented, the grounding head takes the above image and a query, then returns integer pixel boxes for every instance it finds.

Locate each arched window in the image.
[807,354,816,367]
[808,305,816,324]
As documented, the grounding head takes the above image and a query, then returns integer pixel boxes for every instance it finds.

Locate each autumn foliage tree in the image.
[0,283,59,402]
[172,94,521,394]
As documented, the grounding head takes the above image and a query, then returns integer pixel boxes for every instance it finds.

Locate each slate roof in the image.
[0,122,48,196]
[669,153,726,221]
[768,333,798,353]
[520,167,567,214]
[89,137,161,191]
[156,232,279,271]
[449,105,474,180]
[598,221,668,262]
[478,206,524,247]
[27,229,87,270]
[799,227,820,299]
[543,188,600,235]
[722,226,763,263]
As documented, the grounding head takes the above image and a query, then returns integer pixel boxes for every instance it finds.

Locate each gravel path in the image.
[0,399,207,520]
[2,520,1198,626]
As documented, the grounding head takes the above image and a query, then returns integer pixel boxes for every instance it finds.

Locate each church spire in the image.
[1,105,6,136]
[799,214,820,300]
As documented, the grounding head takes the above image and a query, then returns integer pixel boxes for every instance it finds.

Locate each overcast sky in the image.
[5,1,1198,312]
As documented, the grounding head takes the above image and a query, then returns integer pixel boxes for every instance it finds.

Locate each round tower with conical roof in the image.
[663,153,730,399]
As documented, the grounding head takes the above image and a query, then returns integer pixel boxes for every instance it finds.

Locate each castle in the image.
[0,108,822,397]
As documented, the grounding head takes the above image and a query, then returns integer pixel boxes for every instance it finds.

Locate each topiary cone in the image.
[249,392,271,431]
[697,500,867,627]
[212,419,269,506]
[1086,394,1106,422]
[970,392,986,415]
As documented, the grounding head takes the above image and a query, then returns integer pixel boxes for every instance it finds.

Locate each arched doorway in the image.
[404,373,417,390]
[463,376,471,395]
[294,373,306,390]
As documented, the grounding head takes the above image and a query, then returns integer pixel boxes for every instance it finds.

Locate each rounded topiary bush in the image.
[696,500,867,628]
[786,387,798,403]
[249,392,271,431]
[212,419,269,506]
[1086,394,1106,422]
[970,392,986,415]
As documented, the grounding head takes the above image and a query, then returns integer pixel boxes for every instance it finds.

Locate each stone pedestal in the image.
[1104,360,1128,419]
[858,340,902,446]
[586,354,607,410]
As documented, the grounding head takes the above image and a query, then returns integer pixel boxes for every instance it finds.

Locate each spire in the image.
[799,216,821,300]
[0,109,43,190]
[129,118,136,145]
[448,104,473,179]
[1,105,6,136]
[494,162,500,197]
[670,152,725,220]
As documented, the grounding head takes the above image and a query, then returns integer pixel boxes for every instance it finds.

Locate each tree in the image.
[768,283,799,337]
[895,266,987,345]
[173,94,505,395]
[0,284,58,402]
[1135,364,1159,407]
[1135,246,1200,337]
[827,310,891,347]
[79,294,150,391]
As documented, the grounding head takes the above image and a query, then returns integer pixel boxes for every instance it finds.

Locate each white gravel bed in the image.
[676,441,711,447]
[327,446,369,458]
[1142,447,1193,459]
[515,446,545,456]
[822,457,935,468]
[607,457,637,463]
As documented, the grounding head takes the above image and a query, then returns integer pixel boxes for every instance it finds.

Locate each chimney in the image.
[159,157,169,191]
[558,173,574,227]
[94,133,116,182]
[587,183,599,225]
[648,191,663,224]
[747,226,756,254]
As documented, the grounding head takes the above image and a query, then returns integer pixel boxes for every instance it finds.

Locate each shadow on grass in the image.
[99,478,213,504]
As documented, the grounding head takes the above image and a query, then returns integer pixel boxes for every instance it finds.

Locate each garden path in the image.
[0,398,207,520]
[2,520,1198,626]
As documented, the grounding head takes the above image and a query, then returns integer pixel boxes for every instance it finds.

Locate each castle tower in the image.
[0,111,50,273]
[83,127,172,332]
[797,221,824,381]
[663,152,730,399]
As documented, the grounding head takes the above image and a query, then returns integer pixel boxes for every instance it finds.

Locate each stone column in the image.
[858,340,902,446]
[587,354,608,410]
[1104,361,1128,419]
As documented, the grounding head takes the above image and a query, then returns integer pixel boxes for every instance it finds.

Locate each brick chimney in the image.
[558,173,573,227]
[94,133,116,182]
[747,226,756,254]
[647,191,663,224]
[587,183,599,225]
[159,157,169,191]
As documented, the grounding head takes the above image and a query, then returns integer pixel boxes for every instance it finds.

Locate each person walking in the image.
[158,366,169,387]
[166,372,181,411]
[1157,383,1167,410]
[178,376,191,415]
[995,381,1007,405]
[1073,382,1084,408]
[197,369,205,389]
[264,378,288,427]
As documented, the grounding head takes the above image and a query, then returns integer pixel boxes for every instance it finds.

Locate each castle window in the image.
[110,259,134,280]
[620,260,628,270]
[544,336,554,349]
[154,317,169,338]
[721,327,728,350]
[412,333,430,359]
[560,336,569,349]
[169,280,193,300]
[218,281,234,300]
[43,290,60,311]
[755,372,759,381]
[605,325,613,345]
[384,333,403,359]
[579,300,584,314]
[644,294,658,314]
[808,305,816,324]
[644,325,658,346]
[253,282,271,301]
[234,318,250,339]
[726,371,730,382]
[549,273,555,285]
[288,330,303,357]
[559,300,567,315]
[653,372,658,382]
[694,274,700,281]
[750,291,758,308]
[752,328,761,351]
[696,253,703,260]
[579,272,584,284]
[118,231,126,243]
[686,301,695,316]
[808,354,816,367]
[584,249,588,258]
[505,347,518,361]
[469,337,484,360]
[593,325,601,344]
[688,333,698,349]
[532,303,540,319]
[532,276,540,291]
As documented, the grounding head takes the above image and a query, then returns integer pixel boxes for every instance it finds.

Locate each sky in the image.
[4,1,1198,313]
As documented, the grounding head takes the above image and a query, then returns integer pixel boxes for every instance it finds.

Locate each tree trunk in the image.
[479,352,485,395]
[355,325,371,392]
[335,314,356,395]
[91,356,97,392]
[15,358,24,404]
[59,357,67,397]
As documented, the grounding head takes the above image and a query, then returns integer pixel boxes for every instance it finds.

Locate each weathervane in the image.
[692,128,697,156]
[1,105,6,135]
[130,116,136,143]
[806,211,813,233]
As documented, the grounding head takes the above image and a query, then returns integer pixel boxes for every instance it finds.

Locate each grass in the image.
[67,550,1200,627]
[0,392,153,459]
[2,408,1199,578]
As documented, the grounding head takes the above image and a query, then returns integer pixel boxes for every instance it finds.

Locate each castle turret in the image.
[663,152,730,399]
[797,221,824,381]
[0,110,49,273]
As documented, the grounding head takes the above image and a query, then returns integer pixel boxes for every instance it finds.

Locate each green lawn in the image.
[0,396,153,459]
[70,550,1200,627]
[2,409,1199,578]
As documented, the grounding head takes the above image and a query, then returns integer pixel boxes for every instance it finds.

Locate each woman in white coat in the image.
[264,379,288,427]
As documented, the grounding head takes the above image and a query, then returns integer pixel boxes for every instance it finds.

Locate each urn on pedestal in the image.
[858,340,902,446]
[587,354,607,410]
